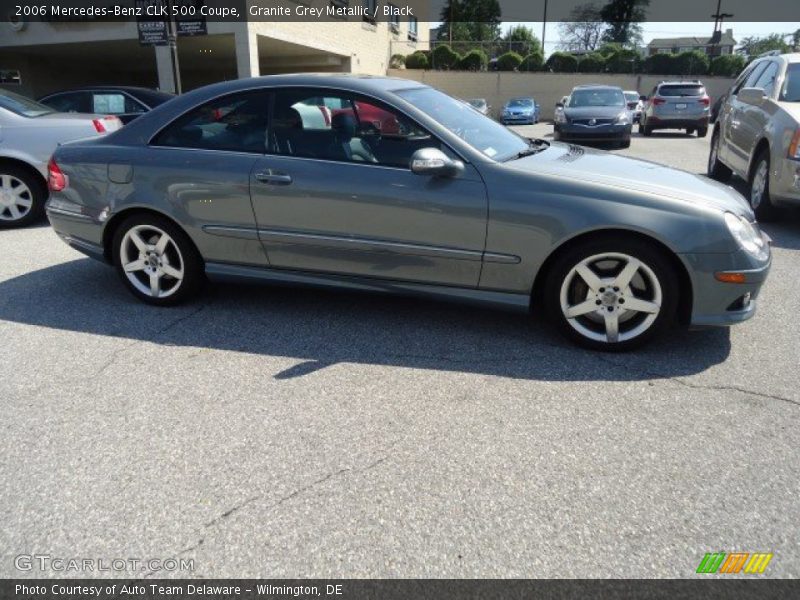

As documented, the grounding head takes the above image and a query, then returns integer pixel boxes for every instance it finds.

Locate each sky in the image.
[498,21,800,51]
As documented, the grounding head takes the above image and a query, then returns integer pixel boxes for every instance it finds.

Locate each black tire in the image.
[697,126,708,138]
[619,138,631,149]
[0,163,47,229]
[707,129,732,182]
[543,237,679,351]
[687,128,695,135]
[748,150,779,222]
[112,213,205,306]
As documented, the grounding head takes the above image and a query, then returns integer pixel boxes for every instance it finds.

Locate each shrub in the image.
[709,54,745,77]
[605,48,641,74]
[496,51,524,71]
[674,50,710,76]
[519,52,545,72]
[432,44,461,70]
[643,53,678,75]
[546,52,579,73]
[578,53,605,73]
[458,48,489,71]
[389,54,406,69]
[405,51,429,70]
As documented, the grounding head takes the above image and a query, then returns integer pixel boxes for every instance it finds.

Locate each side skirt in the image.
[205,262,531,313]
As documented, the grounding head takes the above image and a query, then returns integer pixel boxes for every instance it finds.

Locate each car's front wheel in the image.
[0,164,46,229]
[112,214,205,306]
[544,238,679,351]
[749,150,779,221]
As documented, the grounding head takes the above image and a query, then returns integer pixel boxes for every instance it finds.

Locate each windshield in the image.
[0,89,55,117]
[780,64,800,102]
[395,87,528,162]
[568,89,625,108]
[508,98,533,107]
[624,92,639,103]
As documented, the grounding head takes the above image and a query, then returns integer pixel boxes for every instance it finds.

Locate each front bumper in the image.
[554,123,631,142]
[502,114,535,124]
[682,248,771,328]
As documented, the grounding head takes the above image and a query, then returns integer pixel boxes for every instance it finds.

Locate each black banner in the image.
[4,580,800,600]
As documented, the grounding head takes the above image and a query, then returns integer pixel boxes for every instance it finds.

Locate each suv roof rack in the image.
[756,49,782,58]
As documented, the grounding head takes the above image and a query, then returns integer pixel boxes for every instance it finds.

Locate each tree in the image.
[504,25,541,57]
[558,2,608,52]
[736,34,791,58]
[709,54,746,77]
[643,53,678,75]
[432,44,461,70]
[546,52,579,72]
[674,50,710,76]
[439,0,502,43]
[405,51,429,70]
[600,0,649,48]
[458,49,489,71]
[578,52,606,73]
[604,47,642,73]
[496,51,523,71]
[520,52,545,72]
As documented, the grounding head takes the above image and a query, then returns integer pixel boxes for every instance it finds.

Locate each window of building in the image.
[152,90,270,153]
[388,4,400,32]
[270,89,438,168]
[362,0,376,24]
[408,16,418,41]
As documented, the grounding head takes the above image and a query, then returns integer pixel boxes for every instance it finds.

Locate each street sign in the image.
[136,0,206,46]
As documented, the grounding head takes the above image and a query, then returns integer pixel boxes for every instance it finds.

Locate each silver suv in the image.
[640,80,710,137]
[709,52,800,220]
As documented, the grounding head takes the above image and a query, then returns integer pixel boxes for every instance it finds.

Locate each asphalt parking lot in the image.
[2,127,799,578]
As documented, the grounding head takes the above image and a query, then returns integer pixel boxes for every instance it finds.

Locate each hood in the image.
[505,142,753,218]
[563,105,627,119]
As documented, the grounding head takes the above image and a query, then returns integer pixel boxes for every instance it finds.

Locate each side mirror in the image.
[738,87,767,106]
[410,148,464,178]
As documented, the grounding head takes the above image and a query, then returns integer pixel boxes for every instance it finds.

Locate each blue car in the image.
[501,97,539,125]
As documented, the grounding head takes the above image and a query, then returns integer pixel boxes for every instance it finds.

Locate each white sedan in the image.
[0,89,122,228]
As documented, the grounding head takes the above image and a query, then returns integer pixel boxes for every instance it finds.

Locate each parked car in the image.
[0,89,122,228]
[623,90,644,123]
[501,97,540,125]
[554,85,632,148]
[708,52,800,220]
[46,74,770,350]
[39,86,174,124]
[554,95,569,120]
[465,98,490,116]
[640,80,710,137]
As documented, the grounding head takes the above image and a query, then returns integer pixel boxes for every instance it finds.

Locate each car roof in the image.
[657,80,704,85]
[572,85,623,91]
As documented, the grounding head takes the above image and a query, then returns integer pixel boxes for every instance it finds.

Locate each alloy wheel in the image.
[119,224,185,299]
[750,159,768,210]
[559,253,663,344]
[0,174,33,222]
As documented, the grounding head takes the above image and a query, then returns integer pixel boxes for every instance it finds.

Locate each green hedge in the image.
[546,52,579,73]
[519,52,544,72]
[458,49,489,71]
[405,51,429,70]
[496,51,524,71]
[709,54,746,77]
[432,44,461,70]
[577,53,605,73]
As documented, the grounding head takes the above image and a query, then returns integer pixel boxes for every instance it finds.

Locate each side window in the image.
[92,92,146,115]
[152,91,270,153]
[43,92,90,113]
[737,62,768,95]
[752,62,779,97]
[270,89,439,169]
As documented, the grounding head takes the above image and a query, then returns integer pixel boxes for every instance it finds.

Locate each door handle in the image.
[254,171,292,185]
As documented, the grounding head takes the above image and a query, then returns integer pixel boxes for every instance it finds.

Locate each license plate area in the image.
[676,103,687,110]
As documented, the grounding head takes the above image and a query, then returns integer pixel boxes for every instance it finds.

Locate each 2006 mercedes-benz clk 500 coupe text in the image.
[47,75,771,350]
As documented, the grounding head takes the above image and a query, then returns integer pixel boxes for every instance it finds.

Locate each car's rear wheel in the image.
[544,238,679,351]
[0,165,46,229]
[619,138,631,149]
[697,126,708,138]
[112,214,205,306]
[708,128,732,182]
[687,128,695,135]
[749,150,779,221]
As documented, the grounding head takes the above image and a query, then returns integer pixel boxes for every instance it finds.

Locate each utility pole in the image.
[541,0,548,57]
[167,0,182,94]
[710,0,734,57]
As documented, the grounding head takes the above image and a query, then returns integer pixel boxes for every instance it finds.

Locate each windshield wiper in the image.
[507,138,550,160]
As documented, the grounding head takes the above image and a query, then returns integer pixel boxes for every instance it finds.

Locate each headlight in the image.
[555,111,567,123]
[724,212,769,260]
[615,112,631,125]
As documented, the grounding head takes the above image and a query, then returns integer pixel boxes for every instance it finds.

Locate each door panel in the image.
[250,156,488,287]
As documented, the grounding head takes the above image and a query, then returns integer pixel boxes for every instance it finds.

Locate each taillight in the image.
[48,157,67,192]
[700,97,711,106]
[652,98,666,106]
[789,129,800,160]
[92,118,106,133]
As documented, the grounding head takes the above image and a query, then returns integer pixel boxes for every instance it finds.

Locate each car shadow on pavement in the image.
[0,258,733,382]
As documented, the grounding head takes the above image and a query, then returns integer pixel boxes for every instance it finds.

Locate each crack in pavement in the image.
[147,452,395,577]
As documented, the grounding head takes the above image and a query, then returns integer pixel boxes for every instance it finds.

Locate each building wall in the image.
[389,69,736,121]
